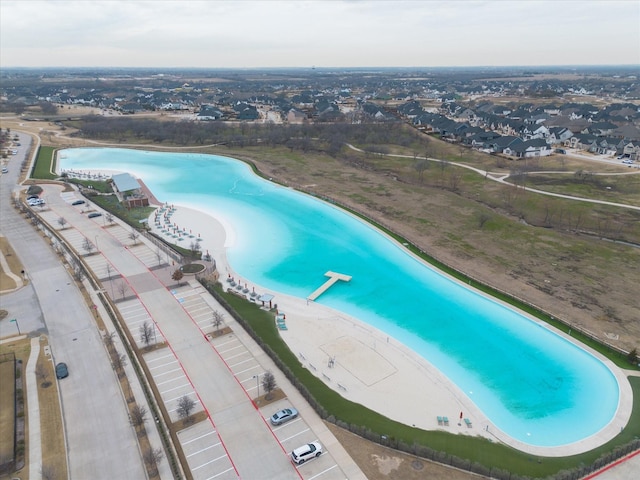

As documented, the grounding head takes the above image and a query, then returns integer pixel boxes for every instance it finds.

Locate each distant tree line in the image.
[71,116,428,156]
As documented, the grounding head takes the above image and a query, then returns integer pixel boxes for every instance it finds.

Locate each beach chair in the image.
[464,418,472,427]
[443,416,449,426]
[437,416,443,425]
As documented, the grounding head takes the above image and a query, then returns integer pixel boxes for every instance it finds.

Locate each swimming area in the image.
[59,147,620,447]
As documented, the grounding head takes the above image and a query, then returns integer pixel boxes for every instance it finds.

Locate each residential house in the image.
[547,127,573,145]
[590,121,618,136]
[620,142,639,160]
[504,138,552,158]
[520,124,549,140]
[455,108,476,123]
[568,133,598,151]
[196,105,224,121]
[287,108,307,124]
[485,136,523,153]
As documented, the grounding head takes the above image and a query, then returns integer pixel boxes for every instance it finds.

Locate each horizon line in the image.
[2,64,639,71]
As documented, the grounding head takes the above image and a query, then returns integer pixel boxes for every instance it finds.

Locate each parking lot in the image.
[22,183,363,479]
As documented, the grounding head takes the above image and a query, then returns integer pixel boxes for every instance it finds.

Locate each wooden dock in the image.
[307,271,352,301]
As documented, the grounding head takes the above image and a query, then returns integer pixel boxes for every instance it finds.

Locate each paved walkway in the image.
[26,337,42,480]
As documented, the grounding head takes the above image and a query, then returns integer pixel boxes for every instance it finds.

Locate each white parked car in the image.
[291,441,322,465]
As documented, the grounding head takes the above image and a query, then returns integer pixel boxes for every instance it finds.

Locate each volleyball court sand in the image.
[147,203,633,458]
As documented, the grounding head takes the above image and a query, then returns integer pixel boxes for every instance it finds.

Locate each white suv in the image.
[291,441,322,465]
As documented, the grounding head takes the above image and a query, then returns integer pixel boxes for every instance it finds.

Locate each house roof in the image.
[112,173,141,192]
[509,138,548,152]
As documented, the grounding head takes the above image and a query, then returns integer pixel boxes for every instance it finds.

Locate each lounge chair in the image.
[437,416,443,425]
[464,418,472,427]
[443,416,449,426]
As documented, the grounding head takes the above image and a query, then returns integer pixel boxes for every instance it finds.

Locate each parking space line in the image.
[227,358,254,368]
[217,344,244,355]
[213,338,240,348]
[281,429,311,443]
[149,359,178,370]
[154,367,183,377]
[182,431,215,445]
[237,366,261,377]
[308,464,338,479]
[206,466,236,479]
[186,443,222,458]
[271,418,302,431]
[158,380,190,390]
[224,351,251,361]
[146,353,175,363]
[192,455,229,471]
[188,305,210,314]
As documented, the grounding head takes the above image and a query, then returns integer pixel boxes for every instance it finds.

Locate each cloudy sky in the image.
[1,0,639,68]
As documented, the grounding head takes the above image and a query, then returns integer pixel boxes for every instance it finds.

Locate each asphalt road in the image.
[0,133,146,479]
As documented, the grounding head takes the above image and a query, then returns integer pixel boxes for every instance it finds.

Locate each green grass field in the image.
[0,359,16,470]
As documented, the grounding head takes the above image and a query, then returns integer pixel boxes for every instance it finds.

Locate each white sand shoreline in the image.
[144,200,633,458]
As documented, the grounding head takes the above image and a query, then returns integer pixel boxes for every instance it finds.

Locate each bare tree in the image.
[447,170,463,191]
[139,321,155,347]
[130,404,148,430]
[413,159,429,184]
[261,371,277,400]
[117,280,129,300]
[82,237,95,255]
[129,228,140,246]
[172,269,184,285]
[176,395,196,424]
[103,331,116,352]
[211,310,224,333]
[112,351,127,375]
[71,259,84,282]
[57,216,68,229]
[105,212,115,225]
[143,447,164,477]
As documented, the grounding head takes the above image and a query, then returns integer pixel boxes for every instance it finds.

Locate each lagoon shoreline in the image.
[57,149,633,456]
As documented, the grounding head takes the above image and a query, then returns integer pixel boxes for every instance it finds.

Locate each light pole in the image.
[252,374,261,402]
[9,318,21,335]
[94,235,100,252]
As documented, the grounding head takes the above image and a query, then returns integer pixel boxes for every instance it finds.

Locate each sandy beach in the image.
[146,201,634,458]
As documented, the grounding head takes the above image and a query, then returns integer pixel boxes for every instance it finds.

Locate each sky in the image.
[1,0,639,69]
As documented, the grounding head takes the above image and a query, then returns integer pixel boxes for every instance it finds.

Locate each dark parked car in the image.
[270,407,299,426]
[55,362,68,379]
[88,212,102,218]
[72,199,86,206]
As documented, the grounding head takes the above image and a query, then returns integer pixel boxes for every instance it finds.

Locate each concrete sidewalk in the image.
[26,337,42,480]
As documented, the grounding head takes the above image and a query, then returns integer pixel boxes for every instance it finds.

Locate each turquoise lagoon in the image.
[60,148,620,447]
